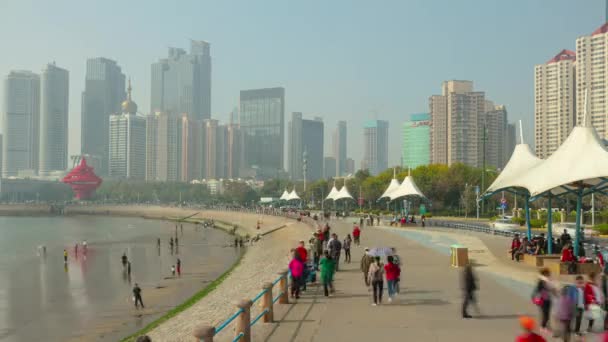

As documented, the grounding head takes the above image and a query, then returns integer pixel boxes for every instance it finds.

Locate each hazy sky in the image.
[0,0,605,167]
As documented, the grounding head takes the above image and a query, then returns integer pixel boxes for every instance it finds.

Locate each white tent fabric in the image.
[388,176,426,201]
[380,178,401,199]
[484,143,542,196]
[334,185,355,201]
[279,190,289,201]
[286,189,301,201]
[517,125,608,197]
[325,185,340,201]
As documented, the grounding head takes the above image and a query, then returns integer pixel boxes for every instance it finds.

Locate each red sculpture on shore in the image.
[62,157,103,200]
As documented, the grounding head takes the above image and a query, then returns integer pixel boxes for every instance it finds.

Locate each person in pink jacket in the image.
[289,251,305,299]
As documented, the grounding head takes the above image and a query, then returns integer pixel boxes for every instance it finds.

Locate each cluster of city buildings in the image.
[534,23,608,159]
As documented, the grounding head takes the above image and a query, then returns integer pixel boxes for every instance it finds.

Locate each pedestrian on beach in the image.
[319,250,335,297]
[367,256,384,306]
[555,285,575,341]
[360,248,374,286]
[352,224,361,246]
[573,275,585,336]
[171,265,176,276]
[63,249,68,263]
[133,283,144,309]
[295,240,308,262]
[532,267,557,335]
[289,251,304,299]
[239,238,244,247]
[313,231,323,268]
[157,238,161,248]
[169,237,174,249]
[127,261,132,277]
[175,236,178,247]
[177,258,181,276]
[461,263,479,318]
[328,233,342,271]
[122,252,128,268]
[384,255,400,303]
[234,237,239,248]
[515,316,546,342]
[343,234,352,263]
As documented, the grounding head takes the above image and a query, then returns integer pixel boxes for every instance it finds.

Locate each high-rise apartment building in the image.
[151,40,211,121]
[485,104,508,169]
[505,123,516,163]
[225,123,243,179]
[332,121,347,176]
[108,83,145,179]
[346,158,355,175]
[202,119,226,179]
[288,113,324,181]
[145,112,182,181]
[430,80,509,168]
[181,115,202,182]
[39,63,69,176]
[239,87,285,176]
[534,50,576,159]
[324,156,336,179]
[2,71,40,177]
[81,58,125,175]
[362,120,389,175]
[402,113,430,169]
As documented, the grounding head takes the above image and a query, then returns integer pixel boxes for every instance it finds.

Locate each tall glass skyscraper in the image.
[332,121,347,176]
[402,113,430,169]
[362,120,389,175]
[239,87,285,177]
[2,70,40,177]
[39,63,69,176]
[81,58,126,175]
[288,112,324,181]
[150,40,211,121]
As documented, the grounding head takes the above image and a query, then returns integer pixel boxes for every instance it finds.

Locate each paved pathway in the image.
[254,219,539,342]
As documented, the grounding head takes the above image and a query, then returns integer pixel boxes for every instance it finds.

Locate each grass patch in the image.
[120,250,245,342]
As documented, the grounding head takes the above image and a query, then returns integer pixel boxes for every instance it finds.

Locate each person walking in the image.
[328,233,342,271]
[169,237,174,250]
[384,255,401,303]
[573,275,586,336]
[368,256,384,306]
[288,251,304,299]
[515,316,547,342]
[532,268,556,335]
[133,283,144,309]
[313,232,323,269]
[121,252,128,268]
[461,263,479,318]
[584,272,604,333]
[63,249,68,264]
[360,248,374,286]
[127,261,132,277]
[555,286,575,341]
[176,258,181,276]
[157,238,161,248]
[352,225,361,246]
[319,251,336,297]
[343,234,352,263]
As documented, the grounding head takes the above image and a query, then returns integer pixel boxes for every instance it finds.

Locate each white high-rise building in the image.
[2,70,40,177]
[576,24,608,137]
[534,50,576,159]
[109,81,146,179]
[39,63,69,176]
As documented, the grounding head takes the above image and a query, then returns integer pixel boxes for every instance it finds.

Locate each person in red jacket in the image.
[510,234,522,261]
[560,243,574,262]
[584,272,603,332]
[384,255,401,303]
[295,240,308,263]
[352,225,361,246]
[515,316,546,342]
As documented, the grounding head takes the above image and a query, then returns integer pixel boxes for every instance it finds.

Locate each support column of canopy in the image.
[574,187,583,257]
[524,195,531,241]
[547,195,553,254]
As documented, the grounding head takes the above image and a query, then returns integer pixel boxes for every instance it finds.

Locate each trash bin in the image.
[450,244,468,267]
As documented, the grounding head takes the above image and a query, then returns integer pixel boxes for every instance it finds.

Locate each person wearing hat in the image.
[515,316,546,342]
[360,248,374,286]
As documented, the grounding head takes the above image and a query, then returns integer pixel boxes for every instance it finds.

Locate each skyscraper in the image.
[81,58,126,175]
[362,120,389,175]
[145,112,182,181]
[239,87,285,177]
[484,104,508,169]
[402,113,430,169]
[346,158,355,175]
[324,156,336,179]
[108,82,145,179]
[181,115,202,181]
[151,40,211,121]
[505,123,516,163]
[2,70,40,177]
[288,113,324,181]
[39,63,69,176]
[332,121,347,176]
[202,119,226,179]
[534,50,576,159]
[225,123,243,179]
[430,81,486,167]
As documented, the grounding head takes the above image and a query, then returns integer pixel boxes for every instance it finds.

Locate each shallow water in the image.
[0,215,240,341]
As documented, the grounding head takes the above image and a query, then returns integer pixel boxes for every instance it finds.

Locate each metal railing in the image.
[427,219,515,237]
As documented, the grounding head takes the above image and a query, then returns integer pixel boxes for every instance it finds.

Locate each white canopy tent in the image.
[379,169,401,200]
[279,189,290,201]
[286,189,301,201]
[334,185,355,201]
[325,182,340,201]
[388,175,426,201]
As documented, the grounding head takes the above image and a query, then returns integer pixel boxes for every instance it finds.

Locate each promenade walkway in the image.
[255,219,538,342]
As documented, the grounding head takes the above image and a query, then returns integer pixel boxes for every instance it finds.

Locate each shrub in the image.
[511,217,525,226]
[529,219,546,228]
[594,224,608,235]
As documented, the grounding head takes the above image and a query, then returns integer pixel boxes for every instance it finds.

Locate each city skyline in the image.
[2,1,606,167]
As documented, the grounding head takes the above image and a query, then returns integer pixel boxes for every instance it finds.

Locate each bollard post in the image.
[262,282,274,322]
[234,299,253,342]
[278,269,289,304]
[193,324,215,342]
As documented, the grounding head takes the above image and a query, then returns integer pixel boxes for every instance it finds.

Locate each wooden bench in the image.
[557,262,602,275]
[522,254,561,267]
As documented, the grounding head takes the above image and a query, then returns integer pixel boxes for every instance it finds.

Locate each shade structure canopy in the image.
[286,189,301,201]
[325,184,340,201]
[379,178,401,200]
[334,185,355,201]
[279,189,289,201]
[388,176,426,201]
[518,125,608,199]
[483,143,542,197]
